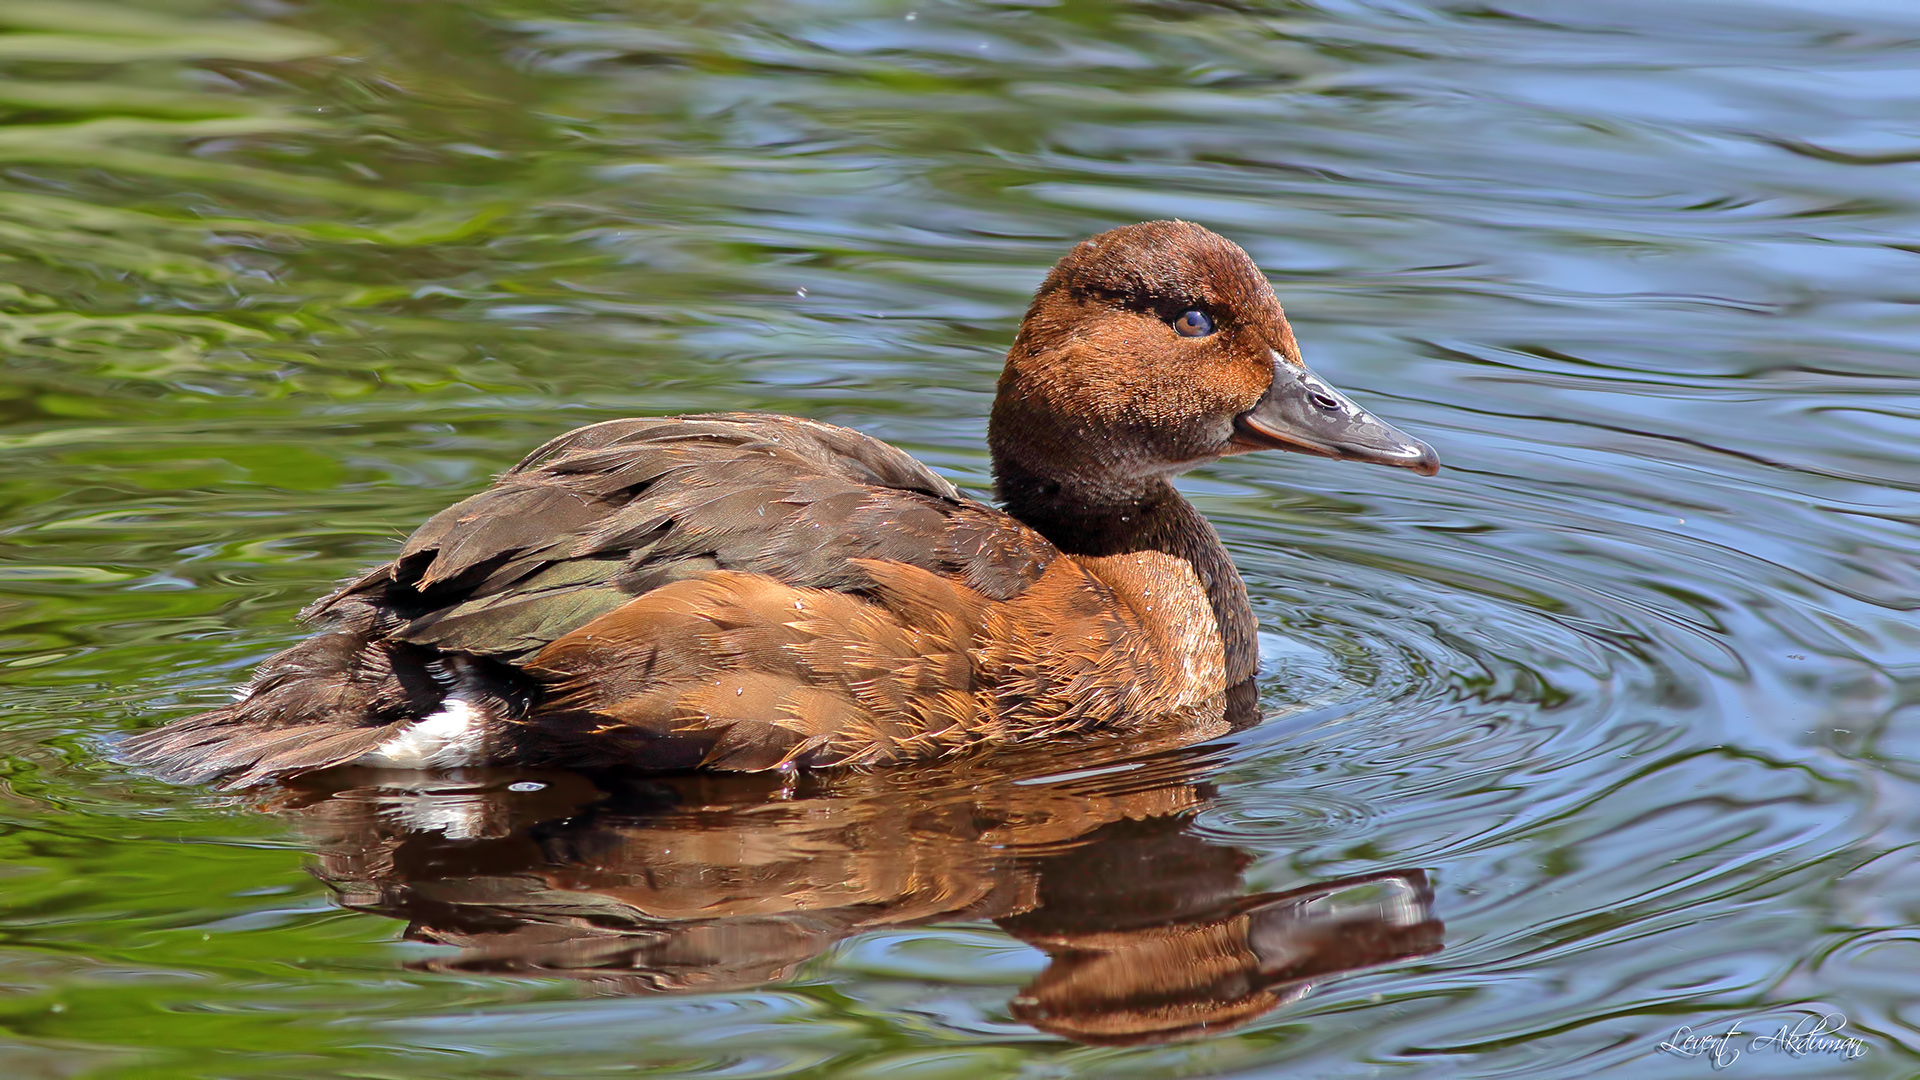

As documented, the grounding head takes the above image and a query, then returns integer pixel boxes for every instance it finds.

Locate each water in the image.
[1,0,1916,1075]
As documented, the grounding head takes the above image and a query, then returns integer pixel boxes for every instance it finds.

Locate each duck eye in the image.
[1172,309,1214,337]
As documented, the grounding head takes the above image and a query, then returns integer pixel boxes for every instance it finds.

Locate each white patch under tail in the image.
[355,698,489,768]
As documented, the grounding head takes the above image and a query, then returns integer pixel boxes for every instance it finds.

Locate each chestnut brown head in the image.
[989,221,1436,508]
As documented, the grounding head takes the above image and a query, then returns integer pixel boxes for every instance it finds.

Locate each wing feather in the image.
[317,414,1055,662]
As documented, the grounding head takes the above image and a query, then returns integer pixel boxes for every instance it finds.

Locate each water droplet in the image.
[508,781,545,792]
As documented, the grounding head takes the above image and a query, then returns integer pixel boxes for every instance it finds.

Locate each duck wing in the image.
[318,413,1057,659]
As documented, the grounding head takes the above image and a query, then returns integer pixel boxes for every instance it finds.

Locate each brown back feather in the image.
[313,414,1057,663]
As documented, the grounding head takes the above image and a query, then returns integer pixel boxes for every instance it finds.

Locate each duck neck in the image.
[993,456,1258,686]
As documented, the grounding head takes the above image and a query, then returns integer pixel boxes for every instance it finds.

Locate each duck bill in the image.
[1230,359,1439,476]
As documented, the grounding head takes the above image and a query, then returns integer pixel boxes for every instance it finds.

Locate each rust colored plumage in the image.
[123,221,1437,786]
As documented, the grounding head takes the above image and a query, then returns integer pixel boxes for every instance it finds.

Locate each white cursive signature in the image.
[1659,1013,1868,1069]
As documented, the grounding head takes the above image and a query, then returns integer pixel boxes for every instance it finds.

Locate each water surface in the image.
[1,0,1917,1076]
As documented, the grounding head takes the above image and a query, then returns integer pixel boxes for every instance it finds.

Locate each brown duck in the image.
[125,221,1437,787]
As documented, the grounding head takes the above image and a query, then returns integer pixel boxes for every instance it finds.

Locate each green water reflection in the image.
[2,0,1919,1076]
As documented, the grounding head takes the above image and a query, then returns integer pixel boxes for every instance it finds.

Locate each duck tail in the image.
[121,601,444,788]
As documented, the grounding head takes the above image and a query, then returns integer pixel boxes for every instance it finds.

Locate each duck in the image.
[124,220,1437,787]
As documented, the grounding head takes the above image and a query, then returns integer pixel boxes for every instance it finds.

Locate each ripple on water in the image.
[1198,784,1375,846]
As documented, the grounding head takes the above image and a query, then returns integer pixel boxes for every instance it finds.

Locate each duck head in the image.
[990,220,1437,508]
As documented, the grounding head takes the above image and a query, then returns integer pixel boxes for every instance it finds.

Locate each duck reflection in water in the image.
[280,732,1441,1046]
